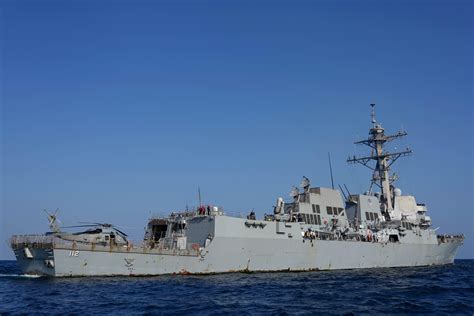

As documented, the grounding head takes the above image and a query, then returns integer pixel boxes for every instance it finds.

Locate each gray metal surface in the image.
[10,214,463,276]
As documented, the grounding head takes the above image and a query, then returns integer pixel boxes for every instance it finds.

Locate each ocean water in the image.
[0,260,473,315]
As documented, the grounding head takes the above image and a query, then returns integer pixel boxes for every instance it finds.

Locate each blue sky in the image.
[1,0,472,259]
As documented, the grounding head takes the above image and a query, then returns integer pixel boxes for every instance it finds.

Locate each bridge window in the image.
[402,222,412,230]
[366,212,380,221]
[312,204,320,213]
[326,206,333,215]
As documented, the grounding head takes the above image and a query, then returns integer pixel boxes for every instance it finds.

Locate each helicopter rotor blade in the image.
[78,222,104,225]
[61,225,99,228]
[62,221,128,236]
[113,228,128,237]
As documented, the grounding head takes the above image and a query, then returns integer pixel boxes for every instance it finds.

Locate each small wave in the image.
[0,273,43,278]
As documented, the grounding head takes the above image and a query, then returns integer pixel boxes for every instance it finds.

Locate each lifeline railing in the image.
[437,234,465,243]
[10,235,57,249]
[10,234,203,256]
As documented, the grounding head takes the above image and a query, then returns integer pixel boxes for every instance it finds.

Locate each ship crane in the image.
[347,104,412,220]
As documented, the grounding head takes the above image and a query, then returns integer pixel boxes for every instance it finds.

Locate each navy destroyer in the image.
[10,104,464,276]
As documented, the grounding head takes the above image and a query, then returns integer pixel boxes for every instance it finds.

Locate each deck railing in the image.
[10,234,202,256]
[437,234,465,243]
[10,234,57,249]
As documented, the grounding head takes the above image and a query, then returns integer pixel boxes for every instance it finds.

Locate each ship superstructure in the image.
[10,105,464,276]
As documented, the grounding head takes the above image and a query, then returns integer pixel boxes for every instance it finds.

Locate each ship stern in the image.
[10,235,56,277]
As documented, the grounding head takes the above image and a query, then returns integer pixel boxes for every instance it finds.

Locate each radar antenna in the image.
[347,104,412,218]
[300,176,310,192]
[290,186,300,201]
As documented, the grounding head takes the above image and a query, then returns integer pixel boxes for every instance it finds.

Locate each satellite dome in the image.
[394,188,402,196]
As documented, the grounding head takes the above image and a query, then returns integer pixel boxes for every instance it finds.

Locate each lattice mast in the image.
[347,104,412,217]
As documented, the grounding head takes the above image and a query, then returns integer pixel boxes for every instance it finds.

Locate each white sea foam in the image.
[0,273,42,278]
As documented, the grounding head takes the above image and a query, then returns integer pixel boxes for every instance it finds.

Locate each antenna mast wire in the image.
[328,152,335,189]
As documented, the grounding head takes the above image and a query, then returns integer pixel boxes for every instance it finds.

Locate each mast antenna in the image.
[338,184,347,201]
[370,103,376,125]
[343,184,352,198]
[347,103,412,219]
[198,187,202,207]
[328,152,335,189]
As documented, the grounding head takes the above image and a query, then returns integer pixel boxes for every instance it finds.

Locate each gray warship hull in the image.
[11,215,463,277]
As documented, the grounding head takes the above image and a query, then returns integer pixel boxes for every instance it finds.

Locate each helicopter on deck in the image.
[43,209,129,246]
